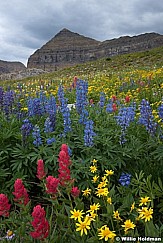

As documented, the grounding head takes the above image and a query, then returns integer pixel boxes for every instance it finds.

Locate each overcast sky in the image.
[0,0,163,66]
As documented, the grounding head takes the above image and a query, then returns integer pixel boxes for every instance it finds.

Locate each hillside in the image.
[30,46,163,81]
[0,46,163,87]
[0,60,26,75]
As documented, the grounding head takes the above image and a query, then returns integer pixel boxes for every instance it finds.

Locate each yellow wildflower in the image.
[92,175,99,183]
[87,203,100,213]
[90,165,97,173]
[98,180,108,188]
[89,211,97,219]
[76,216,91,236]
[92,159,98,164]
[121,219,136,233]
[130,202,135,212]
[139,196,151,206]
[138,207,153,222]
[21,107,28,111]
[107,197,112,204]
[70,209,84,221]
[113,210,122,221]
[102,175,107,181]
[98,225,116,241]
[96,187,109,197]
[82,188,91,196]
[105,170,114,176]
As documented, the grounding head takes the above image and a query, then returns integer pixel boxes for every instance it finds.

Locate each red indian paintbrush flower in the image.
[36,159,46,180]
[0,194,11,217]
[125,95,130,103]
[58,144,72,186]
[13,179,29,206]
[112,95,117,102]
[30,205,49,240]
[60,144,71,165]
[71,186,80,198]
[112,103,117,112]
[46,176,59,195]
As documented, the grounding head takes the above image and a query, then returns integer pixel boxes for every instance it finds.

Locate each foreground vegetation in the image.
[0,48,163,242]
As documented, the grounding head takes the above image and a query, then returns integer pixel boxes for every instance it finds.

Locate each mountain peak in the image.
[55,28,78,38]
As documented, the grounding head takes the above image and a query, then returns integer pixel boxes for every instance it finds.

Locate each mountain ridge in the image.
[27,29,163,71]
[0,60,26,75]
[1,29,163,75]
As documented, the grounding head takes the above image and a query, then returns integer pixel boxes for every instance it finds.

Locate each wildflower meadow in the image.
[0,49,163,242]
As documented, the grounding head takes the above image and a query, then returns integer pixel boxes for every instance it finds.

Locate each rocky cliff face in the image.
[0,60,26,75]
[27,28,100,71]
[27,29,163,71]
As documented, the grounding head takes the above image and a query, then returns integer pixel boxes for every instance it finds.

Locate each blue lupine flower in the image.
[158,101,163,122]
[138,99,157,136]
[58,85,67,111]
[21,119,33,146]
[15,102,23,120]
[58,85,71,135]
[115,105,135,144]
[27,92,47,117]
[0,87,4,110]
[106,100,113,113]
[49,113,56,132]
[46,137,56,145]
[63,107,71,134]
[32,125,42,147]
[76,80,88,124]
[33,98,44,116]
[3,90,15,119]
[39,91,47,113]
[76,80,88,113]
[79,108,89,124]
[45,95,57,114]
[45,95,57,131]
[44,117,53,133]
[84,120,96,147]
[99,92,105,108]
[116,106,135,129]
[119,173,131,186]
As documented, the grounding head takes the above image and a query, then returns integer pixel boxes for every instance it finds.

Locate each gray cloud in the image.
[0,0,163,65]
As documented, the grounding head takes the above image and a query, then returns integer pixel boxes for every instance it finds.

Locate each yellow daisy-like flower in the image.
[105,170,114,176]
[82,188,91,196]
[95,187,109,197]
[107,197,112,204]
[92,159,98,164]
[76,215,91,236]
[98,225,116,241]
[121,219,136,233]
[70,209,84,220]
[101,175,108,181]
[21,107,28,111]
[138,207,153,222]
[139,196,151,206]
[130,202,135,212]
[90,165,97,173]
[87,203,100,213]
[137,207,148,218]
[98,180,108,188]
[92,175,99,183]
[89,211,98,219]
[113,210,122,221]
